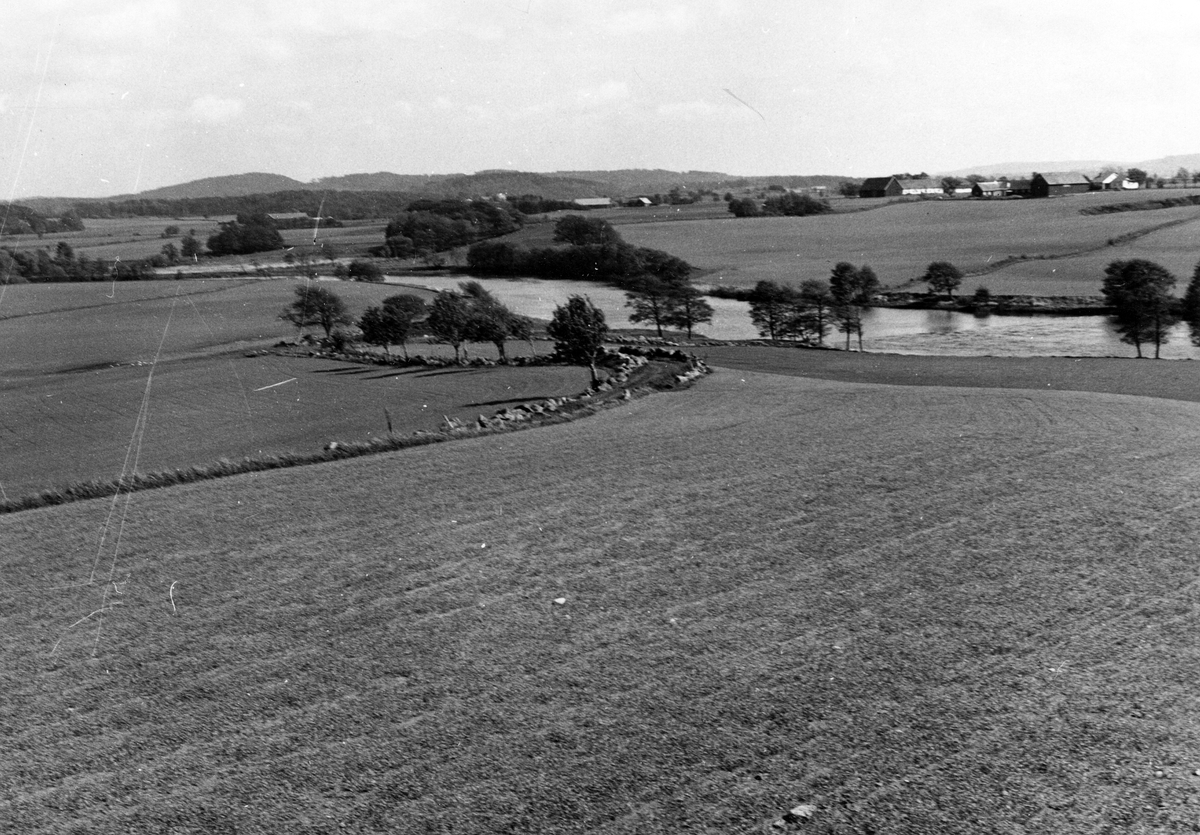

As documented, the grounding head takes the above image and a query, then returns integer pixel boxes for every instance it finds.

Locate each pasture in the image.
[0,279,580,499]
[611,191,1200,296]
[1,217,389,265]
[4,362,1200,832]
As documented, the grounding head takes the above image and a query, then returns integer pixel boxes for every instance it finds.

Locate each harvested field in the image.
[4,366,1200,832]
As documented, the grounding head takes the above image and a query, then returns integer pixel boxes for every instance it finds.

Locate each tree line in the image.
[744,264,881,349]
[727,192,832,218]
[466,214,692,286]
[377,199,524,261]
[280,282,610,383]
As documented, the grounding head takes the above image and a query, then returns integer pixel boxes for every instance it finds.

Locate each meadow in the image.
[1,217,389,264]
[0,279,580,498]
[4,360,1200,832]
[609,191,1200,296]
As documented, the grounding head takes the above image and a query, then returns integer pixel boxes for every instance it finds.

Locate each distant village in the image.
[855,168,1198,200]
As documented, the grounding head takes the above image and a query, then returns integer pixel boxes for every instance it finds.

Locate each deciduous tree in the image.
[830,262,881,350]
[426,290,474,362]
[547,295,609,385]
[665,282,714,339]
[748,280,796,341]
[921,261,963,299]
[1102,259,1179,358]
[625,276,678,338]
[280,284,352,338]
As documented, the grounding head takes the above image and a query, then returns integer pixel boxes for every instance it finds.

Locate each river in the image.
[384,275,1200,360]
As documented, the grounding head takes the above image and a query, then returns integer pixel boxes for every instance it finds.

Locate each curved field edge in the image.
[0,357,702,515]
[5,370,1200,832]
[698,344,1200,404]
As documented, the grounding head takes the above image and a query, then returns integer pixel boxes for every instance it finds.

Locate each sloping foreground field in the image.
[5,368,1200,832]
[698,345,1200,403]
[616,193,1200,295]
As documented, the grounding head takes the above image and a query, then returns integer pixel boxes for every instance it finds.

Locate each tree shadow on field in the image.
[464,395,556,407]
[408,367,485,378]
[310,366,375,376]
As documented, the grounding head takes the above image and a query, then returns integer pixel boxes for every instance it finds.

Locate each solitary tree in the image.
[426,290,473,362]
[795,279,834,345]
[280,284,351,338]
[830,262,881,351]
[180,231,203,260]
[347,259,384,282]
[360,294,426,357]
[625,276,677,338]
[1183,262,1200,347]
[748,280,796,340]
[665,282,714,338]
[922,261,963,299]
[547,295,609,385]
[1102,259,1179,358]
[460,281,524,361]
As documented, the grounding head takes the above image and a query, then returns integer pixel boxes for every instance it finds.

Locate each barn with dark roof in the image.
[858,176,901,198]
[1030,172,1092,198]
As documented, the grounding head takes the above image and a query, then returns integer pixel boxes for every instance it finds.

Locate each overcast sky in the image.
[3,0,1199,198]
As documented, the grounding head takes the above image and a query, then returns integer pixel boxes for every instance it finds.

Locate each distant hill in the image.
[128,172,309,200]
[72,168,858,203]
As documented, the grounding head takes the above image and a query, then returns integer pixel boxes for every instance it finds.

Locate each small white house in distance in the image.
[1097,172,1139,191]
[573,197,613,208]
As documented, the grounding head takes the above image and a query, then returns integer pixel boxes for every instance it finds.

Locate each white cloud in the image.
[186,95,243,123]
[576,81,629,106]
[657,100,718,119]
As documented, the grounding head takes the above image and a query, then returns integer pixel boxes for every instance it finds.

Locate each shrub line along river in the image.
[382,275,1200,360]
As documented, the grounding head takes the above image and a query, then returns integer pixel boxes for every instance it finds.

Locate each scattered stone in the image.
[622,388,631,401]
[784,804,816,823]
[552,597,567,606]
[324,441,339,451]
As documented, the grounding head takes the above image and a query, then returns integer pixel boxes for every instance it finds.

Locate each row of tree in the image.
[281,281,534,363]
[746,264,881,349]
[280,283,613,383]
[727,192,833,218]
[466,215,693,289]
[379,200,524,260]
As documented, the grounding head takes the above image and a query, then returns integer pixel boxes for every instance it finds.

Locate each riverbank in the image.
[875,291,1109,315]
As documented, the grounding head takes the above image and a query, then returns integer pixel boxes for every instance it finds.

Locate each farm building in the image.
[1030,172,1092,198]
[858,177,901,198]
[972,180,1009,198]
[897,178,944,196]
[1096,172,1139,190]
[1008,178,1032,197]
[573,197,613,208]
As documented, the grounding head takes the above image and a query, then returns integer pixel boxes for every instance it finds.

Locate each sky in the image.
[4,0,1200,198]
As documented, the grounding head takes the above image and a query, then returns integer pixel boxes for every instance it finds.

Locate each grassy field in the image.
[0,279,581,499]
[1,217,389,264]
[4,359,1200,832]
[610,191,1200,296]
